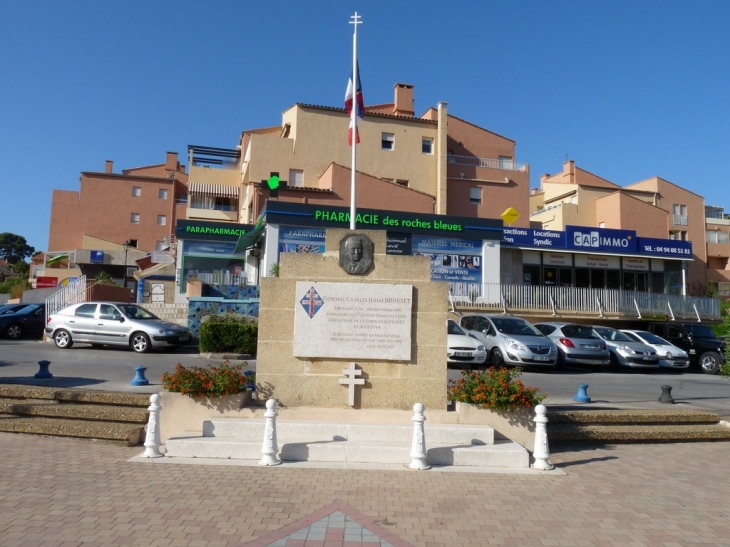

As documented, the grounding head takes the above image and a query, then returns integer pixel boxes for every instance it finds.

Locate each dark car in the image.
[647,322,726,375]
[0,303,33,315]
[0,303,46,339]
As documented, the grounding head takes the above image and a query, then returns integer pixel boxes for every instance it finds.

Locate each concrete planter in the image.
[455,401,536,450]
[159,390,253,443]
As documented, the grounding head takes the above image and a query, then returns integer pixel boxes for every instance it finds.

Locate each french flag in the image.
[344,63,364,146]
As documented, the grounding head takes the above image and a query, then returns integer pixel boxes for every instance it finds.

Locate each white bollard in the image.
[259,398,281,466]
[408,402,430,470]
[531,404,554,470]
[141,393,164,458]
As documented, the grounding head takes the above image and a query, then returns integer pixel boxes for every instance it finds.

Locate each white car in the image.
[447,319,487,368]
[621,329,689,370]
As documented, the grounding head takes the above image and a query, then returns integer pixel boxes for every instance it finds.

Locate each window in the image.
[74,304,97,318]
[499,156,513,170]
[395,179,408,187]
[599,222,605,228]
[157,215,167,226]
[155,240,166,251]
[381,133,394,150]
[422,138,433,154]
[159,188,168,200]
[289,169,304,188]
[131,213,140,224]
[132,186,141,197]
[706,230,729,244]
[470,187,481,205]
[190,195,237,211]
[669,230,688,241]
[672,204,688,225]
[447,150,455,163]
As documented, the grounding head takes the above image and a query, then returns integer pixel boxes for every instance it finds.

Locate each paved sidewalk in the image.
[1,432,729,546]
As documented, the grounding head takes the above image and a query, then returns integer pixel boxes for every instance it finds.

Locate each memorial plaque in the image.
[294,281,413,360]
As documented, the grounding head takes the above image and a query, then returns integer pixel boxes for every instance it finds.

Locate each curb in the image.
[199,353,254,361]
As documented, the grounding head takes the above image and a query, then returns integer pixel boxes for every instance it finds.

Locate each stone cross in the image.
[339,362,365,407]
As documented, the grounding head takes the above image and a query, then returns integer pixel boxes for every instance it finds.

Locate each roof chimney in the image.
[165,151,179,171]
[393,83,414,117]
[105,160,113,174]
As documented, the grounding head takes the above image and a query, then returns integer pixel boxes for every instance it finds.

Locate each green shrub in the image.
[199,313,258,354]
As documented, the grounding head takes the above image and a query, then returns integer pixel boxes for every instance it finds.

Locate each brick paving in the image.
[1,432,729,546]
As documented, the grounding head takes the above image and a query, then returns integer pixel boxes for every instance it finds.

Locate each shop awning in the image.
[189,181,240,198]
[233,221,265,254]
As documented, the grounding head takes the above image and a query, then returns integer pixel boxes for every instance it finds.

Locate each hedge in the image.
[198,314,258,354]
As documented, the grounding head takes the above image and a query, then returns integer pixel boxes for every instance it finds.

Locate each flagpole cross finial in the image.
[349,12,363,27]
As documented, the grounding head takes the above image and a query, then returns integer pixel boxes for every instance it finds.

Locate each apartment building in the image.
[705,205,730,298]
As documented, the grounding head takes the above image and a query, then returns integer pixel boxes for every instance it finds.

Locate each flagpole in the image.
[349,12,361,230]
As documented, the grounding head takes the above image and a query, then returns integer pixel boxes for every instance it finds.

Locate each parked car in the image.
[533,322,610,369]
[458,314,557,369]
[46,302,193,353]
[592,326,660,370]
[447,319,487,368]
[647,322,726,375]
[621,330,689,370]
[0,303,33,315]
[0,303,46,339]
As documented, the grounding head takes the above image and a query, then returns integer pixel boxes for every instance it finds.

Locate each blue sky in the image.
[2,1,729,254]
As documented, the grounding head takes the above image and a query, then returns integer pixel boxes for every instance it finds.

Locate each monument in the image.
[256,228,448,410]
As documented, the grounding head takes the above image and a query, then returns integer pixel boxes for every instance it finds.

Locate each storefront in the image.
[502,227,692,295]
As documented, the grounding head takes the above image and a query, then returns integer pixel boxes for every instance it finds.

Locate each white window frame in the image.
[159,188,168,200]
[421,138,433,154]
[132,186,142,197]
[381,133,395,151]
[470,187,481,205]
[131,213,140,224]
[289,169,304,188]
[157,215,167,226]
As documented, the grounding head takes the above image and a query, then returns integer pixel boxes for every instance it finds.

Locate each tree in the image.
[0,233,35,264]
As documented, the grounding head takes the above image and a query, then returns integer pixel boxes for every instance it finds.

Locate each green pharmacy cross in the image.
[263,172,285,198]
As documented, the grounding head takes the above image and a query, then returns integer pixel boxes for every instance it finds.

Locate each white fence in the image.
[448,282,721,320]
[44,275,88,323]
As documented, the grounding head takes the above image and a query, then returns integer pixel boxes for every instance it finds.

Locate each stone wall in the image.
[143,303,189,327]
[257,228,448,411]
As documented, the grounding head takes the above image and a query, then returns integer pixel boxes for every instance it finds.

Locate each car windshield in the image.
[448,320,467,336]
[118,305,159,320]
[632,331,669,345]
[491,317,542,336]
[594,327,633,342]
[561,325,599,339]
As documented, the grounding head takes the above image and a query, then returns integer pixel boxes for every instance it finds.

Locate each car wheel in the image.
[699,351,722,375]
[5,323,22,339]
[131,332,152,353]
[554,350,565,370]
[491,348,505,368]
[53,329,74,349]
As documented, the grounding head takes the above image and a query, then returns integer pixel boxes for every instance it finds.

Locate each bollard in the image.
[243,370,256,391]
[573,383,591,403]
[259,398,281,466]
[408,402,430,470]
[531,404,554,470]
[658,385,675,404]
[131,366,149,386]
[34,360,53,379]
[141,394,164,458]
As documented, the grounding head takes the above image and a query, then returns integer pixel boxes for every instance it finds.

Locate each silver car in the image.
[592,326,659,370]
[621,330,689,370]
[447,319,487,368]
[533,322,610,369]
[459,314,557,368]
[46,302,193,353]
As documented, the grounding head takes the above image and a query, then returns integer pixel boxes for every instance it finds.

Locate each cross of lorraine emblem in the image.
[300,286,324,318]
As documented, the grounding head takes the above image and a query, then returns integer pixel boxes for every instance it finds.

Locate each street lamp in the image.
[122,241,131,289]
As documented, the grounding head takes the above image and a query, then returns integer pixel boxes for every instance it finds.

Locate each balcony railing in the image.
[448,155,528,172]
[673,214,688,226]
[198,272,249,286]
[448,283,720,321]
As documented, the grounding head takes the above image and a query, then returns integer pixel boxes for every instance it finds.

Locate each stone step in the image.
[164,433,528,468]
[0,415,145,445]
[548,423,730,443]
[548,408,722,425]
[0,399,149,423]
[202,419,495,445]
[0,384,151,407]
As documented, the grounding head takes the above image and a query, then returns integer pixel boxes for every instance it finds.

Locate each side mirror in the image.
[118,317,125,323]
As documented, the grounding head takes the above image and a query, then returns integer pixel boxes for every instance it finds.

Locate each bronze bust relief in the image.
[339,234,373,274]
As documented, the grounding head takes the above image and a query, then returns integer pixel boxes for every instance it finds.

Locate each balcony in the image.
[448,283,721,322]
[448,155,528,171]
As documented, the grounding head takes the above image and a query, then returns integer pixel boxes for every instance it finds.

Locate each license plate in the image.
[179,336,190,341]
[583,344,599,350]
[534,356,549,361]
[643,355,656,361]
[453,352,471,357]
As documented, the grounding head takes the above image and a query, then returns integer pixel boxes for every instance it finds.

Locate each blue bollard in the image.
[573,383,591,403]
[131,366,149,386]
[34,360,53,379]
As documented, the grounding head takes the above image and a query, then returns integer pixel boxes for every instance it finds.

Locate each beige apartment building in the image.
[186,83,531,229]
[530,160,709,293]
